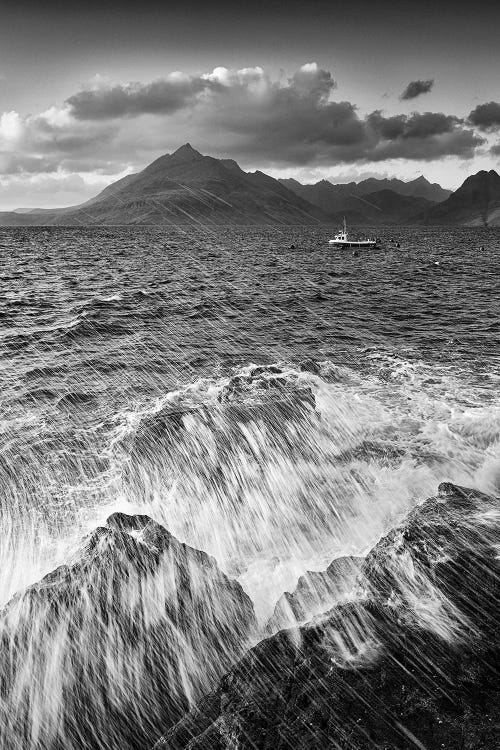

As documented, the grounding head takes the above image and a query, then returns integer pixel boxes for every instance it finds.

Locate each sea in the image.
[1,224,499,622]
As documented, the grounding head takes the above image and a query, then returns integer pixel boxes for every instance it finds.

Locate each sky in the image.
[1,0,500,209]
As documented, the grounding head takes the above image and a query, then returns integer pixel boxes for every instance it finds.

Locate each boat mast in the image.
[343,216,347,237]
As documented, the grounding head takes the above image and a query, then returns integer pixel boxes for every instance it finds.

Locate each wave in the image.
[103,356,500,620]
[1,353,499,623]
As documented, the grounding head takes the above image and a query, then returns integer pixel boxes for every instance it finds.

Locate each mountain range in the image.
[279,175,451,213]
[0,145,499,226]
[281,184,437,226]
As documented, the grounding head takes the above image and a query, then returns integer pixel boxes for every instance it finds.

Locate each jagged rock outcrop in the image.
[0,513,256,750]
[157,483,500,749]
[265,556,363,634]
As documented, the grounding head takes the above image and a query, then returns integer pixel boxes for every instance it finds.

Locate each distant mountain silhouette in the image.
[0,145,330,226]
[280,178,438,224]
[279,179,357,215]
[280,175,450,217]
[355,176,451,202]
[421,169,500,226]
[330,189,435,225]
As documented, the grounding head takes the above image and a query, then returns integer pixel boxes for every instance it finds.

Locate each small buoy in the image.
[290,244,295,249]
[479,245,485,251]
[353,250,359,257]
[396,242,401,248]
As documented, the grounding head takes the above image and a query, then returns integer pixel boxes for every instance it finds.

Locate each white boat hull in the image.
[328,240,377,248]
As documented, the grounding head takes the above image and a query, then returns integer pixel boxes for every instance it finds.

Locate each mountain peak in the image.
[423,167,500,225]
[169,143,204,163]
[462,168,500,188]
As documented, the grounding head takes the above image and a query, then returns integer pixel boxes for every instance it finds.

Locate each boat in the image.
[328,218,377,248]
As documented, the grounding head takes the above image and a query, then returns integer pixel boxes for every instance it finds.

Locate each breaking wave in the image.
[3,352,497,625]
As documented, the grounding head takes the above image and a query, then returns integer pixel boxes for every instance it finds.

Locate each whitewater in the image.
[0,224,499,748]
[1,224,498,613]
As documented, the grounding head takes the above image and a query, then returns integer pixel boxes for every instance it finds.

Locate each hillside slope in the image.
[422,169,500,226]
[0,145,331,226]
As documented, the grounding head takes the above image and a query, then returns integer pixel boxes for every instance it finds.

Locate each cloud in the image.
[367,111,458,139]
[0,105,120,176]
[67,73,221,120]
[0,63,489,208]
[468,101,500,131]
[359,110,483,162]
[491,142,500,156]
[400,79,434,101]
[185,66,476,165]
[206,88,482,165]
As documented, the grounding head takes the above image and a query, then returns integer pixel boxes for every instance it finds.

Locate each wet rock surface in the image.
[157,483,500,749]
[265,555,363,634]
[0,513,256,750]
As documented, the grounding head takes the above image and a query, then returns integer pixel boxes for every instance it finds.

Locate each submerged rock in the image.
[265,556,363,634]
[157,483,500,749]
[0,513,256,750]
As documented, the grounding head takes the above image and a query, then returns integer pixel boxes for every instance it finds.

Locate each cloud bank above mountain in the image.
[0,63,496,208]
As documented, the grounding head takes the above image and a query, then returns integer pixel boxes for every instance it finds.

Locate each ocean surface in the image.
[1,225,499,621]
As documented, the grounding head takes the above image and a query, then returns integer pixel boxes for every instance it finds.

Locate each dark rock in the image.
[0,514,256,750]
[157,483,500,749]
[298,359,321,375]
[422,169,500,226]
[362,482,500,638]
[265,556,363,634]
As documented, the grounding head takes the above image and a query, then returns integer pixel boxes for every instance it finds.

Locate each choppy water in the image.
[1,224,499,621]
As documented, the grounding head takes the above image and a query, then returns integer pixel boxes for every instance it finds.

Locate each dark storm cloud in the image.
[220,104,478,165]
[205,66,363,156]
[399,79,435,101]
[67,76,221,120]
[468,101,500,131]
[367,111,459,140]
[200,70,481,164]
[367,129,483,163]
[361,110,482,162]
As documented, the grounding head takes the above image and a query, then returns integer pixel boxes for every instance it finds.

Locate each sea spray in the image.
[1,225,499,749]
